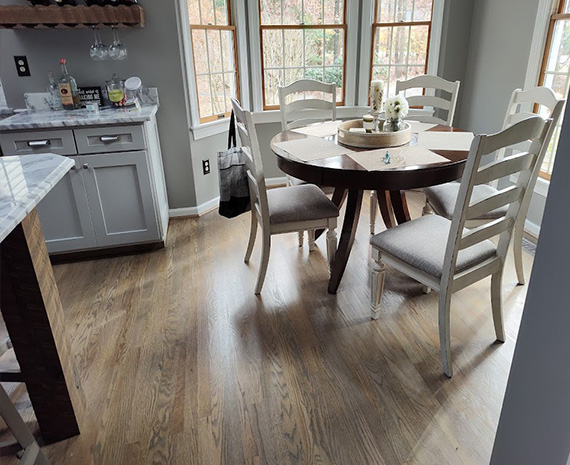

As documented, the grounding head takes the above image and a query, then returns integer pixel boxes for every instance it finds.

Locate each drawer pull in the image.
[100,135,121,143]
[27,140,50,147]
[83,163,90,170]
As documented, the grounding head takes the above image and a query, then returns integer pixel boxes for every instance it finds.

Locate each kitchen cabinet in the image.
[0,106,169,255]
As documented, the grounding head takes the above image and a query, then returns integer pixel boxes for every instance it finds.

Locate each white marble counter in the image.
[0,154,74,242]
[0,105,158,131]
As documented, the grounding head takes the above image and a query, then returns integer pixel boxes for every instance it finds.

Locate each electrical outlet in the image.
[14,56,30,77]
[202,159,211,175]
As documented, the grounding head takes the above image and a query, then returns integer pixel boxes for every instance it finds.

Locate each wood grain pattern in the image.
[0,193,532,464]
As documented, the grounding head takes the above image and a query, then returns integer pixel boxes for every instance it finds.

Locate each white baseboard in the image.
[524,218,541,239]
[169,176,288,218]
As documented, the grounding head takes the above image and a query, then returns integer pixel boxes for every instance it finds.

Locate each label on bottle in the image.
[59,83,74,106]
[108,89,125,103]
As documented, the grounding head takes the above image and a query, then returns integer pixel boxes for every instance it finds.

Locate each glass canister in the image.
[106,73,126,107]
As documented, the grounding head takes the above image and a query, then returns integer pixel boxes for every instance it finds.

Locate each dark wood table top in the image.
[270,124,470,191]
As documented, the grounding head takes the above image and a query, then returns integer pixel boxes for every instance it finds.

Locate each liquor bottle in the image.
[47,71,63,111]
[58,59,80,110]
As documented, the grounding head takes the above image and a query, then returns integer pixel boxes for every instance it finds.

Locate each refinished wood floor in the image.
[0,191,532,465]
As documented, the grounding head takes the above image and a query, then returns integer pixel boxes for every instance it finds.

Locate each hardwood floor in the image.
[0,191,532,465]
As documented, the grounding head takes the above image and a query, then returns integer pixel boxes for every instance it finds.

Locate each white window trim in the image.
[522,0,558,195]
[176,0,250,140]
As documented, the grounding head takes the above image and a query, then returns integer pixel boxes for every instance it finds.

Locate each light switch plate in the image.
[14,56,31,77]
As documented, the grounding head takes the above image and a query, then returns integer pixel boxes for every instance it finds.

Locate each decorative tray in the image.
[337,119,411,149]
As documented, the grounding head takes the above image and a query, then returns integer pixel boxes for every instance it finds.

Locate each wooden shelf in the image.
[0,5,145,29]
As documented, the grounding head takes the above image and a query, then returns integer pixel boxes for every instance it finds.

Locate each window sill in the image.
[191,118,231,141]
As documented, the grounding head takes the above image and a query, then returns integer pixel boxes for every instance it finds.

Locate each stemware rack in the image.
[0,5,145,29]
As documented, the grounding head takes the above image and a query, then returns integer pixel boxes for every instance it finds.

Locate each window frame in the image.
[536,0,569,180]
[257,0,348,110]
[187,1,241,124]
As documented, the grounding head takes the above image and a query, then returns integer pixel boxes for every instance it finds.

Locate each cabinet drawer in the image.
[0,129,76,156]
[74,125,145,154]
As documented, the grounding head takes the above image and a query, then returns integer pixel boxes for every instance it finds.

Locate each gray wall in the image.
[0,0,197,209]
[490,97,570,465]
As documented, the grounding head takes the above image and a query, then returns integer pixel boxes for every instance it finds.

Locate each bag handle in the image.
[227,110,237,149]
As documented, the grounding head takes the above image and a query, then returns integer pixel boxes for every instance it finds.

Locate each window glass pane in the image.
[564,0,570,13]
[214,0,228,25]
[265,69,284,106]
[304,67,324,82]
[196,75,213,118]
[378,0,395,23]
[284,29,303,67]
[187,0,201,24]
[324,66,343,92]
[378,0,432,23]
[324,28,344,65]
[544,20,570,73]
[221,30,236,71]
[191,29,209,74]
[323,0,344,24]
[260,0,282,24]
[373,27,392,66]
[413,0,433,21]
[207,30,223,73]
[381,26,409,65]
[199,0,215,24]
[303,0,323,25]
[409,25,429,65]
[262,30,284,68]
[224,72,238,111]
[305,29,324,66]
[211,73,227,115]
[282,0,303,25]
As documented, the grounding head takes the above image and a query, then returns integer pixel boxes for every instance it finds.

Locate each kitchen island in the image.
[0,153,87,443]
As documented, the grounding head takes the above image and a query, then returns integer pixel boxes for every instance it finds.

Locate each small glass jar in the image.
[383,118,405,132]
[363,114,375,133]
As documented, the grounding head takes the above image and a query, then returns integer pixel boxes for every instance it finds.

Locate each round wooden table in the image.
[270,124,470,294]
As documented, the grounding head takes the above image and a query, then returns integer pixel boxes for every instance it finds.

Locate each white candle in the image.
[370,80,384,113]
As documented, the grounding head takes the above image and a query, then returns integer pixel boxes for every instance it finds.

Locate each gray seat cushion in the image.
[370,215,496,278]
[288,176,335,195]
[267,184,339,224]
[424,182,508,220]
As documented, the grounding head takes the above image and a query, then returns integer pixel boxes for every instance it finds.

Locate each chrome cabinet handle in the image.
[100,135,120,142]
[83,163,89,169]
[28,139,50,147]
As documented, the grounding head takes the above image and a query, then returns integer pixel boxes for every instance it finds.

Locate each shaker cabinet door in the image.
[36,156,98,253]
[81,151,160,247]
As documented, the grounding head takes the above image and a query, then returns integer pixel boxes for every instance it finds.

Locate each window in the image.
[258,0,346,109]
[538,0,570,179]
[370,0,434,98]
[187,0,240,123]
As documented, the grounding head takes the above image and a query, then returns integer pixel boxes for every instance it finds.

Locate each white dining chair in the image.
[369,115,551,377]
[423,86,564,285]
[231,98,339,295]
[278,79,337,247]
[369,75,461,234]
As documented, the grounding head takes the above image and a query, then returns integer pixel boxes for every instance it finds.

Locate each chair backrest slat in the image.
[459,217,514,250]
[231,99,270,229]
[466,186,523,220]
[278,79,336,131]
[474,152,535,185]
[441,115,551,289]
[395,75,461,126]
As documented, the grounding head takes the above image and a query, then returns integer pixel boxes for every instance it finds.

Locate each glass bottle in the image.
[47,71,63,111]
[58,58,80,110]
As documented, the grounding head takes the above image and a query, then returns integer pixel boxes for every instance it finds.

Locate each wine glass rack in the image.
[0,5,145,29]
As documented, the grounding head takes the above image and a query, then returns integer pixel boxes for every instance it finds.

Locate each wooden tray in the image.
[337,119,411,149]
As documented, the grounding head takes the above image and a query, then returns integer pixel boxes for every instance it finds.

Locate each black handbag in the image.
[217,111,251,218]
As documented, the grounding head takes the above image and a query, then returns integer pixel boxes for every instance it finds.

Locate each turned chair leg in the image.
[298,231,304,247]
[308,230,316,252]
[244,211,258,263]
[370,190,378,235]
[513,219,525,285]
[326,226,337,272]
[438,289,453,378]
[370,249,386,320]
[491,270,506,342]
[254,233,271,295]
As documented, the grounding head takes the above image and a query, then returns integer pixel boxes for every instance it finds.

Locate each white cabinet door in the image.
[36,156,97,253]
[80,151,160,247]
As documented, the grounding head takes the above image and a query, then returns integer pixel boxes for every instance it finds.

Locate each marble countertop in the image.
[0,105,158,131]
[0,154,74,242]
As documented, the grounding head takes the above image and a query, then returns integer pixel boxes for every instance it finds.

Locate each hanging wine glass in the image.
[89,26,109,61]
[109,25,128,61]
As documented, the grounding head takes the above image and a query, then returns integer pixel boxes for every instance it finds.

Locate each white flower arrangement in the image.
[384,94,409,121]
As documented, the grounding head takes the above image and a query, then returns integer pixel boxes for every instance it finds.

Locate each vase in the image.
[383,118,405,132]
